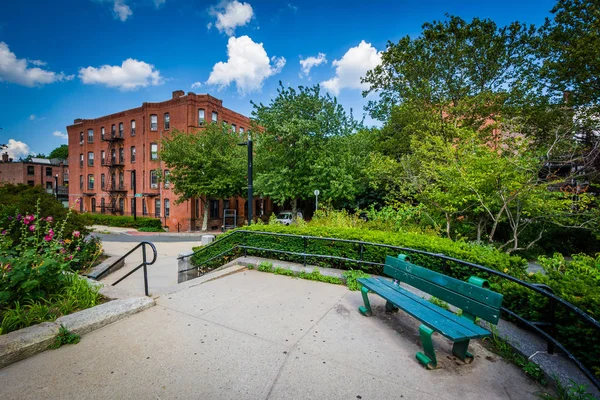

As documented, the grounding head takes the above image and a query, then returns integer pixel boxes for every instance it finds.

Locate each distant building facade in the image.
[66,90,271,231]
[0,153,69,204]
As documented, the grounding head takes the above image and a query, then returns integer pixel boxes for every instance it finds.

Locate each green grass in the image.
[255,261,344,285]
[538,377,597,400]
[0,275,102,335]
[342,269,371,291]
[49,325,81,349]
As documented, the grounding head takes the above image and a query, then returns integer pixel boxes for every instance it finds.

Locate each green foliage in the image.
[483,327,547,386]
[84,213,163,230]
[252,83,366,210]
[1,274,101,335]
[49,325,81,349]
[342,269,370,291]
[539,377,597,400]
[257,261,273,272]
[297,268,343,285]
[160,124,246,231]
[48,144,68,160]
[428,296,450,311]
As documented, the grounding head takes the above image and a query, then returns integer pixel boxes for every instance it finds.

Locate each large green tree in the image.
[252,84,363,213]
[159,125,246,230]
[48,145,68,160]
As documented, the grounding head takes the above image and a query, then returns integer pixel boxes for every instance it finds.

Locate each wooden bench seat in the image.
[357,254,503,369]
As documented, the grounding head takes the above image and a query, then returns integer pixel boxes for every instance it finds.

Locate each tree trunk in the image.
[202,197,209,231]
[291,198,298,218]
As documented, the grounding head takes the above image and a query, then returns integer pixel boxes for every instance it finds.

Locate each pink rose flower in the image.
[44,235,52,242]
[73,231,81,238]
[29,225,36,232]
[46,216,53,222]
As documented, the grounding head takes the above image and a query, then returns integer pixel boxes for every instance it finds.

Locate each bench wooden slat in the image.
[374,278,491,336]
[358,277,489,341]
[385,256,502,324]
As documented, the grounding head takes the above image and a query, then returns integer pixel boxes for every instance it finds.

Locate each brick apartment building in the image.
[0,153,69,204]
[67,90,272,231]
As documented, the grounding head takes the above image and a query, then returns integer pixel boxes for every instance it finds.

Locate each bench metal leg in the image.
[385,301,399,313]
[358,286,372,316]
[416,324,437,369]
[452,340,474,363]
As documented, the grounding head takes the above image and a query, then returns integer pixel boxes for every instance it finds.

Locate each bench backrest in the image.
[384,254,503,324]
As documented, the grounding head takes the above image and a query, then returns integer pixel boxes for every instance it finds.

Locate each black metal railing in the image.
[179,229,600,390]
[96,241,157,296]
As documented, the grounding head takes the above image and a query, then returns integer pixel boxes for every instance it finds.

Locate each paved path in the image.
[0,270,548,399]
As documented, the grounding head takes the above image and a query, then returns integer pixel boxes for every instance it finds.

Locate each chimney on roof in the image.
[172,90,185,99]
[74,118,82,124]
[1,152,8,163]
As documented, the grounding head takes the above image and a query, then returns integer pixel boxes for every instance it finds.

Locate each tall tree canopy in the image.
[252,84,364,212]
[48,145,68,160]
[160,125,246,230]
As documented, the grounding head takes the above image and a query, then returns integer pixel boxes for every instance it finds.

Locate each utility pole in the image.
[238,134,253,225]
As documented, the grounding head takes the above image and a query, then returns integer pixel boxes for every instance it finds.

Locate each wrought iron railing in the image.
[179,229,600,390]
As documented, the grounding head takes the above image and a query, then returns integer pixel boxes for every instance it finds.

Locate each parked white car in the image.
[275,211,303,225]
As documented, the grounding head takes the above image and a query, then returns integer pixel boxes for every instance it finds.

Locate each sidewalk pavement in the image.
[0,270,548,400]
[90,225,224,237]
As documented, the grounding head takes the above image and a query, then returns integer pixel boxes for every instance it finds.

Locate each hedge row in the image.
[191,225,600,379]
[83,213,163,231]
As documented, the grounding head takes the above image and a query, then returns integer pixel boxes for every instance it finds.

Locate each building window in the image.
[131,198,135,214]
[101,150,106,165]
[164,199,170,217]
[131,146,136,163]
[101,173,105,189]
[101,198,105,213]
[198,109,205,125]
[46,182,53,190]
[91,198,96,213]
[79,132,84,145]
[131,120,136,136]
[212,111,218,123]
[150,143,158,160]
[27,165,34,175]
[155,198,161,217]
[88,174,94,190]
[80,153,84,168]
[232,124,237,132]
[111,124,116,138]
[111,149,116,165]
[119,122,124,138]
[150,114,158,131]
[45,167,52,177]
[119,198,124,212]
[119,148,124,164]
[88,152,94,167]
[111,173,116,189]
[87,129,94,143]
[164,113,170,129]
[142,199,147,216]
[119,172,124,189]
[150,170,158,188]
[101,127,105,141]
[210,199,219,218]
[164,170,170,188]
[130,171,135,189]
[239,127,245,134]
[79,175,83,189]
[80,198,84,213]
[27,180,34,186]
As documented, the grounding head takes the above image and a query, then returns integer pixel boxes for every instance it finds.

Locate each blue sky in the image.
[0,0,555,158]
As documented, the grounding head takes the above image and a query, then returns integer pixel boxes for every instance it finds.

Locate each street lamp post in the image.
[129,169,137,221]
[54,174,59,199]
[238,134,253,226]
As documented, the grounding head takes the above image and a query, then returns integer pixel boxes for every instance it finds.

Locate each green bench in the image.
[357,254,503,369]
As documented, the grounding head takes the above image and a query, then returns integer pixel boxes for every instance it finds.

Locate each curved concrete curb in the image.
[0,297,154,369]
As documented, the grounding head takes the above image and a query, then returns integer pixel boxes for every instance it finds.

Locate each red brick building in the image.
[0,153,69,204]
[67,90,271,231]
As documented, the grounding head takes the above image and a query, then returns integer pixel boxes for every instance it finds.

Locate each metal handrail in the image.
[180,229,600,389]
[96,241,157,296]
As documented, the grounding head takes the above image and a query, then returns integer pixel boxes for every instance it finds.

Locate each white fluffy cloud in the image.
[5,139,30,160]
[53,131,68,140]
[321,41,382,95]
[153,0,166,8]
[0,42,73,87]
[79,58,163,90]
[29,114,36,121]
[207,35,285,94]
[299,52,327,78]
[113,0,132,21]
[191,81,202,89]
[208,0,254,36]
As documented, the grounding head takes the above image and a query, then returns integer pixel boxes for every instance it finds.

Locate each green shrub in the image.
[83,213,163,230]
[49,325,81,349]
[343,269,371,291]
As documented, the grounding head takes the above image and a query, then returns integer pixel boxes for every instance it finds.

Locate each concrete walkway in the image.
[0,270,548,399]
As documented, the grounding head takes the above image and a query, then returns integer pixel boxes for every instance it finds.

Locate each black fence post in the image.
[142,243,149,296]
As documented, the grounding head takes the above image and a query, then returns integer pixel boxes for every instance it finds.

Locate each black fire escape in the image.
[104,128,126,215]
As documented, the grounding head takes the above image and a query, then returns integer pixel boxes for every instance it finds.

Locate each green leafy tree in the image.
[252,84,362,214]
[159,125,246,231]
[48,145,68,160]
